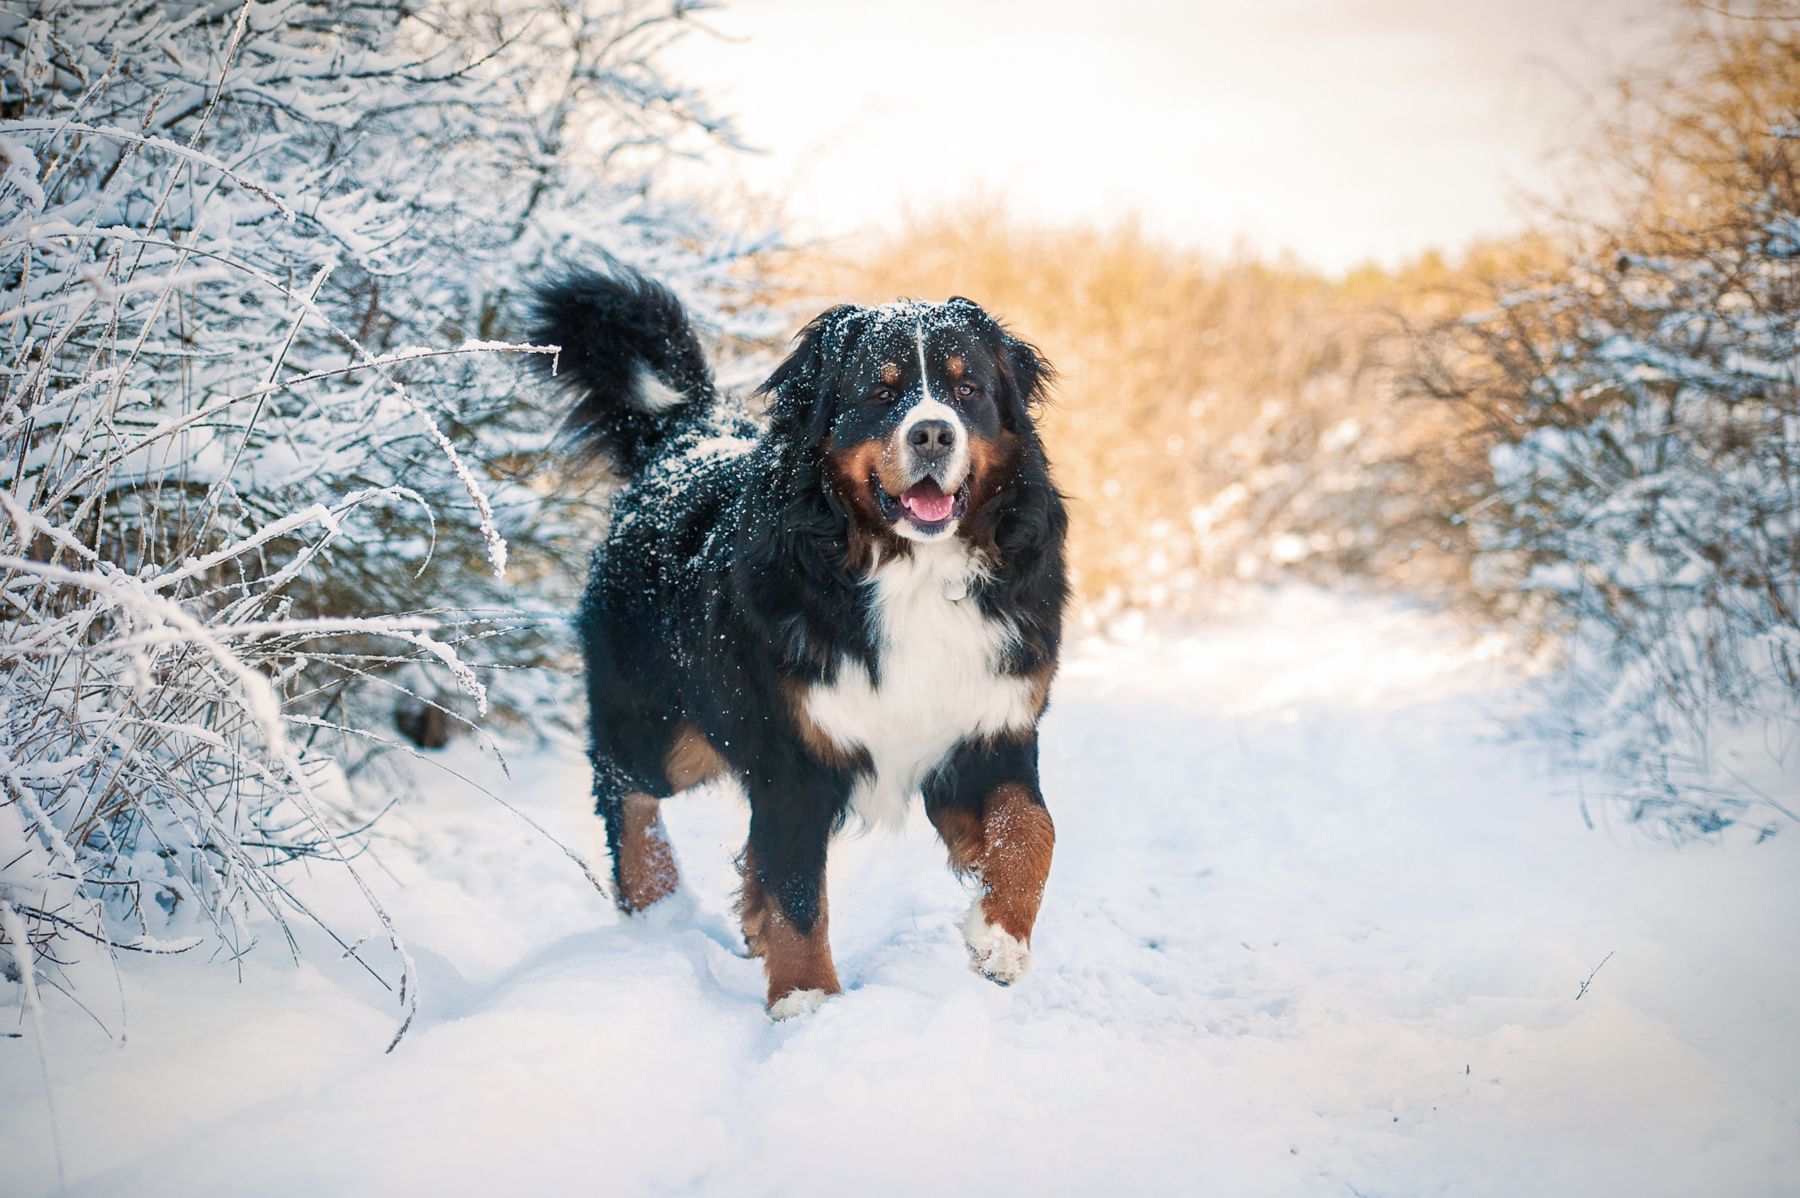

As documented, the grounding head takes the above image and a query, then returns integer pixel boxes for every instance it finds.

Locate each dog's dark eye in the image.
[871,386,896,404]
[953,382,976,399]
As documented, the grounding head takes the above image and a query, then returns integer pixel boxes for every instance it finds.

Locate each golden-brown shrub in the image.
[779,209,1473,620]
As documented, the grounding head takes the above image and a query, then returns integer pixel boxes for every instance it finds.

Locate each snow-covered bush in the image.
[1410,10,1799,837]
[1,0,768,1040]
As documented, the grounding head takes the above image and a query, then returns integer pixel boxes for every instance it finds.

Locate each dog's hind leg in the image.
[594,720,729,914]
[593,761,681,914]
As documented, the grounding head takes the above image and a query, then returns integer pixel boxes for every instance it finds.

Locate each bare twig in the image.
[1575,950,1616,1000]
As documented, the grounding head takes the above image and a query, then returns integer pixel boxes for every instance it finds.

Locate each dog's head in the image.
[760,298,1050,547]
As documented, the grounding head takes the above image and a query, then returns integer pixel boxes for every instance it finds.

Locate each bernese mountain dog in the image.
[532,269,1068,1018]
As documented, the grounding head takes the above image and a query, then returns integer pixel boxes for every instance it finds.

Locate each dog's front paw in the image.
[767,987,833,1020]
[962,905,1033,985]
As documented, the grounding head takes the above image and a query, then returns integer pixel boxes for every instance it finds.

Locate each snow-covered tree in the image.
[0,0,771,1041]
[1410,7,1799,837]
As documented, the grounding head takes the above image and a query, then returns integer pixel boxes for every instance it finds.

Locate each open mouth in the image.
[874,477,970,535]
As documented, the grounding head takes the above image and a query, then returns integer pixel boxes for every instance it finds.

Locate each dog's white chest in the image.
[802,543,1036,829]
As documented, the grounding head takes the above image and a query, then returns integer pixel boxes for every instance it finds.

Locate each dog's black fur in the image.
[532,267,1067,1012]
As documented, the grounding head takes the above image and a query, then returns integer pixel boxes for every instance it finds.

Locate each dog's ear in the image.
[759,304,865,442]
[972,307,1051,433]
[947,297,1051,434]
[997,335,1051,433]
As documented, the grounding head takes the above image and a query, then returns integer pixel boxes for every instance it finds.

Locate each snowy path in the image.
[4,591,1798,1197]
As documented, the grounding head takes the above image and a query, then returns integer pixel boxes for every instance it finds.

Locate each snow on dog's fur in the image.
[532,270,1068,1014]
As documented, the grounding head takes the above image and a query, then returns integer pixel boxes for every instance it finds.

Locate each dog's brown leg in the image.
[664,722,729,792]
[614,792,680,913]
[738,843,840,1016]
[929,778,1055,984]
[609,722,729,915]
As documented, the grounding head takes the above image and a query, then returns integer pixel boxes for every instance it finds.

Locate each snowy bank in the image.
[2,590,1796,1197]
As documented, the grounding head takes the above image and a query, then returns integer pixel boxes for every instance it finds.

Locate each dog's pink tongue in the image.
[901,486,955,522]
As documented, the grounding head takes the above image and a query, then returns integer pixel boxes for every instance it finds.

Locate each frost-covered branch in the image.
[0,0,773,1043]
[1406,8,1800,837]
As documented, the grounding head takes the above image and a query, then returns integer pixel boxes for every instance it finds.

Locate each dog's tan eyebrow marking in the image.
[945,354,965,380]
[880,362,900,386]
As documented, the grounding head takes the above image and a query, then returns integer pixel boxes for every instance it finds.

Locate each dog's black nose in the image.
[907,419,958,459]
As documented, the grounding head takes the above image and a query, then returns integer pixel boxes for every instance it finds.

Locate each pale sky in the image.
[664,0,1674,274]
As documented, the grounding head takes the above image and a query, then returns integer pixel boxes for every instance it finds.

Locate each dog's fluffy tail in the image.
[531,266,716,478]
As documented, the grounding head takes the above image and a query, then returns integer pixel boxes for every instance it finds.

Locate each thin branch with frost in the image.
[1575,950,1616,1000]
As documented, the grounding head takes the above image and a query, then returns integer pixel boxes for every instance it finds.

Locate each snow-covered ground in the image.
[4,590,1797,1197]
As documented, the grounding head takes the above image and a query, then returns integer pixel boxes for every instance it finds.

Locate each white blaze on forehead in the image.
[896,318,969,490]
[915,320,936,405]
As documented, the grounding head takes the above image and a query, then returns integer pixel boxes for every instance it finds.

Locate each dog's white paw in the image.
[962,904,1033,985]
[767,988,832,1020]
